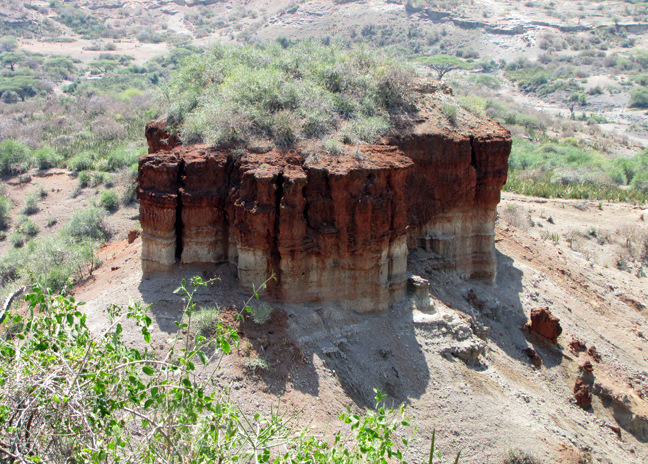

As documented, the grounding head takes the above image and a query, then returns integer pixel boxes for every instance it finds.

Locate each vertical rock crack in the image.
[175,157,185,261]
[270,172,285,288]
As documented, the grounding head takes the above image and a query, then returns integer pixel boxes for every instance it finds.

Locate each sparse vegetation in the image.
[503,448,543,464]
[0,277,452,463]
[99,189,119,212]
[248,302,272,325]
[442,104,458,125]
[166,42,417,147]
[0,197,12,230]
[504,140,648,203]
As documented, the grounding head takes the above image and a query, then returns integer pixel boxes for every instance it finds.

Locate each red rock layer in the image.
[145,119,181,154]
[137,146,413,311]
[394,129,510,282]
[138,125,511,310]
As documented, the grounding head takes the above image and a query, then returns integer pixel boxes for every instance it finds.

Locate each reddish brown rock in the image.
[138,145,414,310]
[588,345,602,362]
[574,379,592,410]
[581,361,594,373]
[525,307,562,343]
[137,105,511,311]
[128,229,141,244]
[524,347,542,367]
[145,119,181,154]
[569,337,587,354]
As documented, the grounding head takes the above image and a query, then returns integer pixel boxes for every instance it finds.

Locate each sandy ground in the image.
[0,169,138,259]
[55,191,648,464]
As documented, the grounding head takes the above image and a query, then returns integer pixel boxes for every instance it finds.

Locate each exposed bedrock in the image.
[137,126,511,311]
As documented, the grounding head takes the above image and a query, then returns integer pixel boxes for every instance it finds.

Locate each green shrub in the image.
[503,448,543,464]
[193,306,222,338]
[630,87,648,108]
[631,171,648,193]
[62,207,110,242]
[99,189,119,211]
[468,73,502,90]
[0,277,461,463]
[459,96,487,117]
[104,147,143,171]
[166,42,416,147]
[67,151,96,171]
[33,147,62,170]
[0,197,12,230]
[348,116,389,143]
[0,140,32,174]
[0,235,96,292]
[19,219,39,237]
[21,192,40,216]
[8,231,24,248]
[120,183,137,206]
[323,138,343,155]
[78,170,91,188]
[92,171,114,187]
[442,104,458,124]
[247,302,272,325]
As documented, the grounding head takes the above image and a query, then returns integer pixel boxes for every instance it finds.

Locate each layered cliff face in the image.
[138,143,413,311]
[138,103,511,311]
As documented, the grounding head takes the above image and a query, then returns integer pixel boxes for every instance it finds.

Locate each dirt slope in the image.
[66,192,648,464]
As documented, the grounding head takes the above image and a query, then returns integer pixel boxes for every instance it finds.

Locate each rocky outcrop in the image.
[525,307,563,343]
[138,146,413,311]
[145,119,181,155]
[574,379,592,410]
[137,104,511,311]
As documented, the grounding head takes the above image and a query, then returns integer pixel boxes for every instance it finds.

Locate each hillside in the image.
[65,191,648,464]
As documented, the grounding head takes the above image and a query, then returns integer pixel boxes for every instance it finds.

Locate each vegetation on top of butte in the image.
[164,41,418,148]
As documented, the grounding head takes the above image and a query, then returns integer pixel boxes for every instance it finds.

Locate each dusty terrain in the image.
[42,185,646,464]
[5,0,648,150]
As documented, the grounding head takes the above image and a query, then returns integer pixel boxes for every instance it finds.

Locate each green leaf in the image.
[198,351,208,365]
[144,399,154,409]
[220,339,231,354]
[142,327,151,344]
[142,365,154,376]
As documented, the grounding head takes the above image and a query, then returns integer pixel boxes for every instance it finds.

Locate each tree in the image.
[89,59,119,74]
[564,92,587,120]
[417,54,469,80]
[0,76,39,101]
[1,52,25,71]
[0,37,18,53]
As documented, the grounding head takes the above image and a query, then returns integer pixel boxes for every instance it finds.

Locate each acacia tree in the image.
[564,92,587,120]
[417,54,469,80]
[1,52,25,71]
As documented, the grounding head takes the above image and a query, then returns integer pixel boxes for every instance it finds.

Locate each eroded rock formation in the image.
[137,106,511,311]
[525,307,563,343]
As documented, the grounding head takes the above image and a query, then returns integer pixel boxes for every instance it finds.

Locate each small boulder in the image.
[568,337,587,354]
[525,307,562,343]
[128,229,141,244]
[524,347,542,367]
[581,361,594,373]
[587,345,602,362]
[574,379,592,410]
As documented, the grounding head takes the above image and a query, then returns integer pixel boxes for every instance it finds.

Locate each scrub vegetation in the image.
[165,41,417,147]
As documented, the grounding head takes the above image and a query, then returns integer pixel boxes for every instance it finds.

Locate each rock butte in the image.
[137,87,511,312]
